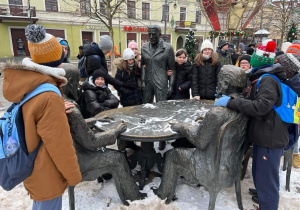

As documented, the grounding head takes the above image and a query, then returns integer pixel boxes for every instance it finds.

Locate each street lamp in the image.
[163,0,177,42]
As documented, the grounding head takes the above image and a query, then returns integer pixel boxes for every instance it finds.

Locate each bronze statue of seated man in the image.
[61,64,144,207]
[156,65,248,210]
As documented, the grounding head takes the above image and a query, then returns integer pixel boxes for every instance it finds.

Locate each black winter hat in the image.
[218,39,228,49]
[239,55,251,67]
[246,47,254,55]
[248,43,256,48]
[93,69,107,84]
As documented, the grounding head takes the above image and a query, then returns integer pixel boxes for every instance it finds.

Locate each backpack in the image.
[0,83,61,191]
[78,55,101,78]
[256,74,300,124]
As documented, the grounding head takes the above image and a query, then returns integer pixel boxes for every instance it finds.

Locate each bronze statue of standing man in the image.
[141,25,176,103]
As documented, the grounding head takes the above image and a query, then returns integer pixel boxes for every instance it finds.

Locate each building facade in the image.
[0,0,211,59]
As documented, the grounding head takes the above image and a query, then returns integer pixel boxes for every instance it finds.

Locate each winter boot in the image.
[252,195,259,204]
[249,188,257,196]
[293,153,300,168]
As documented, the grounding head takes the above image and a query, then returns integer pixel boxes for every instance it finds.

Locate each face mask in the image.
[203,54,212,60]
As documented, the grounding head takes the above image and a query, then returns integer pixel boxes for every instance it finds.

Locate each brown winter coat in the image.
[3,64,82,201]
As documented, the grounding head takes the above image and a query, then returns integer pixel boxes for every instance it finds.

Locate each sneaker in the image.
[252,195,259,204]
[0,106,4,111]
[249,188,258,196]
[293,153,300,168]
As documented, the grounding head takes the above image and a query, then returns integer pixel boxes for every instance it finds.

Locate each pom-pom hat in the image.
[25,24,64,67]
[250,40,277,67]
[286,44,300,57]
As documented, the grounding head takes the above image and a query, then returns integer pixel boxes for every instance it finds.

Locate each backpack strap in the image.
[20,83,62,106]
[256,73,280,92]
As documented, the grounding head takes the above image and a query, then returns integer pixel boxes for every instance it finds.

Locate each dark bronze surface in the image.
[96,99,214,142]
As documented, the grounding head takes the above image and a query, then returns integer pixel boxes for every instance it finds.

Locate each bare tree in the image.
[64,0,126,76]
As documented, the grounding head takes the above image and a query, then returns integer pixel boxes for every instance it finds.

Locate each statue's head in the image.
[148,25,161,45]
[61,63,80,101]
[217,65,247,96]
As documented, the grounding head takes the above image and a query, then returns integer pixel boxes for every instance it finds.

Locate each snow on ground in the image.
[1,140,300,210]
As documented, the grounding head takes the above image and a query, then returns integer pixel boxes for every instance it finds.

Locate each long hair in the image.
[122,60,139,75]
[194,52,219,66]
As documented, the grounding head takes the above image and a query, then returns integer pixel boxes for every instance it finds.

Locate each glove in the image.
[193,96,200,100]
[214,95,231,107]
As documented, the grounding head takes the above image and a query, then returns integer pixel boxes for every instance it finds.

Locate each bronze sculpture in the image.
[141,25,176,103]
[61,64,144,208]
[156,65,248,210]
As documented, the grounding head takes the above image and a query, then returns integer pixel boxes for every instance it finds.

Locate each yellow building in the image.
[0,0,211,59]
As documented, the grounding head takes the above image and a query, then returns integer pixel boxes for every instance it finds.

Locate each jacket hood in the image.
[249,63,287,81]
[3,60,65,103]
[81,76,107,91]
[83,42,103,57]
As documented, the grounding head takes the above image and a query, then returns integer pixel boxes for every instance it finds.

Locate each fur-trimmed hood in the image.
[3,58,67,103]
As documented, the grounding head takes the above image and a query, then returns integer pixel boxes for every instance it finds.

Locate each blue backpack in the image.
[0,83,61,191]
[78,55,101,78]
[256,74,300,124]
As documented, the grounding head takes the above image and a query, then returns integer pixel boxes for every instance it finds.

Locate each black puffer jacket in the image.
[82,42,122,88]
[227,63,289,149]
[115,61,142,107]
[81,77,119,117]
[169,61,192,100]
[191,58,221,100]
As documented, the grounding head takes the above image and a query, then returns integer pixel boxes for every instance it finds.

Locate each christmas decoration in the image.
[184,29,197,64]
[286,22,298,42]
[209,31,248,39]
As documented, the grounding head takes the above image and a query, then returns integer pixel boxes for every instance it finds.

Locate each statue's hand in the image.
[98,115,115,122]
[169,122,182,133]
[115,122,127,136]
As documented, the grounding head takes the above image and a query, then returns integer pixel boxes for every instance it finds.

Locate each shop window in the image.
[127,33,137,47]
[45,0,58,12]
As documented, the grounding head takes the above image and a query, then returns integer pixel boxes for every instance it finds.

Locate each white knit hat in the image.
[123,48,135,60]
[201,39,214,52]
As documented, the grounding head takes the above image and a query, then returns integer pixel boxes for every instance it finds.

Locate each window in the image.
[80,0,91,15]
[127,33,137,46]
[196,10,201,24]
[99,0,107,16]
[45,0,58,12]
[180,7,186,21]
[162,5,169,22]
[142,3,150,20]
[127,1,136,19]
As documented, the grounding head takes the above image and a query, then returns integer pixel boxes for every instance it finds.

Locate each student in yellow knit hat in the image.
[2,24,81,210]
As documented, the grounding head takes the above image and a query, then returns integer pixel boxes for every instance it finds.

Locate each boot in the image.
[293,153,300,168]
[252,195,259,204]
[249,188,257,196]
